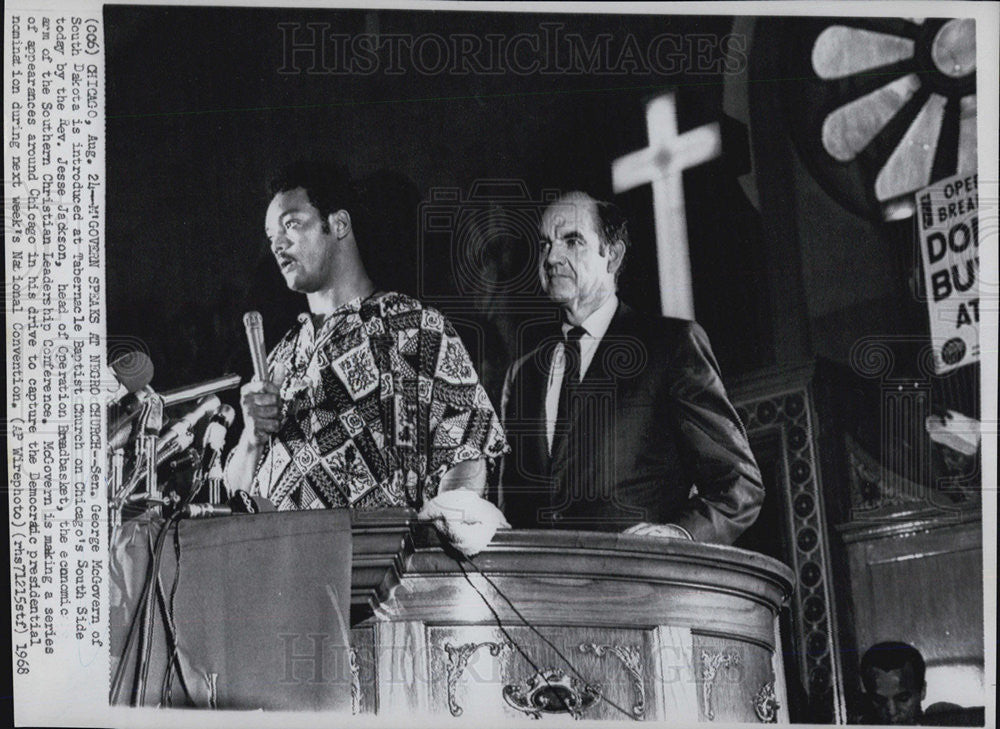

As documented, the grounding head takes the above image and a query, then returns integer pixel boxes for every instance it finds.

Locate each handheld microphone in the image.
[243,311,269,382]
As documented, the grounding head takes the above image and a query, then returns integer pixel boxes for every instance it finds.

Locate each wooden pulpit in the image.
[111,509,794,722]
[352,509,795,723]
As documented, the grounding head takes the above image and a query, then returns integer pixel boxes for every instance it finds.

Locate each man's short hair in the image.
[593,199,630,258]
[860,642,926,688]
[595,199,629,281]
[267,160,357,231]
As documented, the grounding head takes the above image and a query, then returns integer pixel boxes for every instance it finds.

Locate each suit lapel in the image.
[581,301,631,386]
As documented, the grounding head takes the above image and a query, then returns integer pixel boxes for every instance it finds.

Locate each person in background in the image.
[859,641,985,726]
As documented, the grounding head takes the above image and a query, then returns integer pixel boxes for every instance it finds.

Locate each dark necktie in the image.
[552,326,586,456]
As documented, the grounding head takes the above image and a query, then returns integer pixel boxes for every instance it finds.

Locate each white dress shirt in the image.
[545,294,619,454]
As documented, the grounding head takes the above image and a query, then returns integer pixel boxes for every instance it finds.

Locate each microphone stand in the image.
[114,394,167,517]
[109,449,125,543]
[188,404,235,514]
[188,448,218,509]
[114,428,196,513]
[206,455,225,504]
[126,390,170,707]
[113,378,239,704]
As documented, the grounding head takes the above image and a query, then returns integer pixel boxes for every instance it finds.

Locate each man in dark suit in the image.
[499,191,763,543]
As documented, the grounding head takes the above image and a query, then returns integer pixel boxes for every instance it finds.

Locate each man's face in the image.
[865,665,925,725]
[538,194,617,312]
[264,187,336,293]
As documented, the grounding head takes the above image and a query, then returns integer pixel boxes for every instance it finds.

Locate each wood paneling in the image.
[373,621,430,717]
[653,625,699,724]
[692,633,776,724]
[353,522,795,721]
[426,625,652,721]
[349,625,377,715]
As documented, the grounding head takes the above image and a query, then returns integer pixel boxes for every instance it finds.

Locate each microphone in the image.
[160,374,241,408]
[108,397,142,451]
[151,395,219,470]
[243,311,269,382]
[181,490,275,518]
[117,426,194,503]
[167,447,200,473]
[106,350,155,448]
[155,427,195,470]
[108,384,157,450]
[156,395,221,456]
[181,502,233,519]
[200,404,236,473]
[107,351,154,405]
[112,392,164,507]
[136,392,165,437]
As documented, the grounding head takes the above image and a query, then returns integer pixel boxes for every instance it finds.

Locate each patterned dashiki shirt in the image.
[250,291,508,511]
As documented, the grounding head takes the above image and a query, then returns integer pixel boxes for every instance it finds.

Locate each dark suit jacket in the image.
[499,301,763,544]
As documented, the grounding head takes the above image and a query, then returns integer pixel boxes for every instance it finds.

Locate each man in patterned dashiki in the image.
[224,161,509,555]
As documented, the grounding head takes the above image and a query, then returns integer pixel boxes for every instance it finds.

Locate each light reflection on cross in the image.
[612,93,721,319]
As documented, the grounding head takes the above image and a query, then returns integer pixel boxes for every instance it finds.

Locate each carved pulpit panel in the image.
[351,523,793,721]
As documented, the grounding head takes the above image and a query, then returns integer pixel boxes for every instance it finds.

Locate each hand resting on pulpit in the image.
[623,522,694,540]
[418,465,510,557]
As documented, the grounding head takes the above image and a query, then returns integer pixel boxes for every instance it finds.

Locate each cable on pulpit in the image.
[111,472,203,706]
[159,525,195,706]
[110,514,178,704]
[454,559,576,716]
[154,462,219,706]
[457,557,638,721]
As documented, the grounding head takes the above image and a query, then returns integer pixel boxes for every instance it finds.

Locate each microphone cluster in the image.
[105,352,243,521]
[107,309,272,523]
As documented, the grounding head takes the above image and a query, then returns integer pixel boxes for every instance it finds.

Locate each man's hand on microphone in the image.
[239,363,288,446]
[225,363,287,497]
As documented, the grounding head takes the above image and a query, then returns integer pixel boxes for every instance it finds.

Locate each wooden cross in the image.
[612,93,721,319]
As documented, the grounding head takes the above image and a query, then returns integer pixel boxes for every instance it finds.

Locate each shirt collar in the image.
[562,293,618,341]
[298,294,366,323]
[296,294,368,344]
